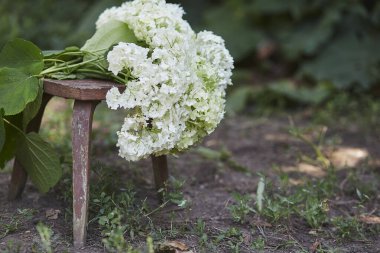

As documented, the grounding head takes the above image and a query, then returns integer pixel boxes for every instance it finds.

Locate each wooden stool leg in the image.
[8,160,28,200]
[151,155,169,202]
[8,94,52,200]
[72,100,98,249]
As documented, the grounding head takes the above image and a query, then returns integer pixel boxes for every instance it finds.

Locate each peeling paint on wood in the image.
[44,79,125,100]
[72,100,98,248]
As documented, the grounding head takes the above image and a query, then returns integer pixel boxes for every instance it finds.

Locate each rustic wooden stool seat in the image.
[8,79,169,249]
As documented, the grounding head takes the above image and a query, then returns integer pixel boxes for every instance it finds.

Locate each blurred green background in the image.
[1,0,380,110]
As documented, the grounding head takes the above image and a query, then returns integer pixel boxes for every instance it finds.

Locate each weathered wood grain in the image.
[72,100,99,248]
[43,79,125,100]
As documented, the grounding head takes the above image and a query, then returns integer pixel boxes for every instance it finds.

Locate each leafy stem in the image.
[43,59,67,63]
[40,57,100,76]
[75,69,125,84]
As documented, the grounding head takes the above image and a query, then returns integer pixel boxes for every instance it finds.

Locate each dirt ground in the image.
[0,102,379,253]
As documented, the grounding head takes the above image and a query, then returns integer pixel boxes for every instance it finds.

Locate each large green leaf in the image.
[22,80,43,130]
[226,86,255,115]
[268,80,331,105]
[280,19,336,60]
[81,20,138,57]
[0,38,43,74]
[0,113,23,168]
[16,132,62,193]
[0,68,41,115]
[0,110,4,151]
[301,29,380,89]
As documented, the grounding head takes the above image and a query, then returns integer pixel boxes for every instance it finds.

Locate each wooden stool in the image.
[7,79,169,248]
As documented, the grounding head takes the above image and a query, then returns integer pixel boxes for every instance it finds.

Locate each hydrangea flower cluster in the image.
[98,0,234,161]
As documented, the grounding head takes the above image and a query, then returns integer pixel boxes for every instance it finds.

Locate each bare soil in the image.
[1,104,379,253]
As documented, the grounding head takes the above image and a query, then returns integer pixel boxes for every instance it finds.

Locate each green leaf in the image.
[0,68,40,115]
[16,132,62,193]
[226,86,255,115]
[42,50,64,57]
[0,38,43,74]
[300,26,380,89]
[280,20,335,60]
[196,147,222,161]
[64,46,80,52]
[256,177,265,213]
[0,114,23,168]
[22,80,43,130]
[268,80,331,105]
[81,20,138,58]
[0,110,4,151]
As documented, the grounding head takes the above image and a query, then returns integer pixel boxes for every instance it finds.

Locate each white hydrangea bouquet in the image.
[0,0,233,186]
[94,0,234,161]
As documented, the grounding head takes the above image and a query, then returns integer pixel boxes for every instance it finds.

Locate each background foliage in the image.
[1,0,379,97]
